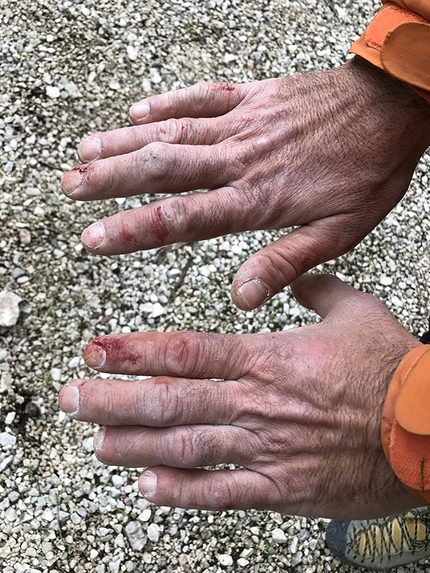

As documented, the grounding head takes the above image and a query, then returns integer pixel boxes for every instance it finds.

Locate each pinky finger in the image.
[138,466,280,511]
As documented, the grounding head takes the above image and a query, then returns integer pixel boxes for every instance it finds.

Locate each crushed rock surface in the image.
[1,0,429,572]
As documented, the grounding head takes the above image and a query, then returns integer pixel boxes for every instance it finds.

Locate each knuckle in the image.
[157,118,188,144]
[140,377,183,426]
[169,428,207,468]
[203,474,236,510]
[162,333,203,377]
[139,141,170,178]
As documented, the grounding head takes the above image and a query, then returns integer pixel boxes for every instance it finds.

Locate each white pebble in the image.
[379,275,393,286]
[0,431,16,447]
[272,527,287,544]
[68,356,81,368]
[147,522,160,542]
[0,290,21,327]
[46,85,61,99]
[217,554,233,566]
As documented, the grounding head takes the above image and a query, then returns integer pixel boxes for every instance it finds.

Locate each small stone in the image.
[0,431,16,447]
[68,356,81,368]
[138,508,152,522]
[0,290,21,327]
[290,536,299,553]
[50,368,61,381]
[217,554,233,566]
[151,302,165,318]
[5,507,17,522]
[149,68,162,84]
[291,551,303,567]
[127,45,139,61]
[272,527,287,544]
[1,372,13,393]
[112,475,124,488]
[147,522,160,543]
[46,85,61,99]
[379,275,393,286]
[125,521,146,551]
[19,229,31,245]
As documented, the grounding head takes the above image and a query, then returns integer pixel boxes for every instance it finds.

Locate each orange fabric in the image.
[366,5,426,50]
[381,346,430,504]
[395,350,430,433]
[382,23,430,92]
[382,0,430,21]
[350,2,430,104]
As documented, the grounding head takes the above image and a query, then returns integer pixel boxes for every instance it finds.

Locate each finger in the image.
[80,187,248,253]
[58,376,239,426]
[231,218,357,310]
[83,331,250,379]
[137,466,281,512]
[291,274,363,319]
[94,424,253,468]
[62,142,229,200]
[129,81,245,125]
[77,116,232,163]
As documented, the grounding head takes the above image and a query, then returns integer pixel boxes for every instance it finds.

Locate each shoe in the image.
[326,507,430,570]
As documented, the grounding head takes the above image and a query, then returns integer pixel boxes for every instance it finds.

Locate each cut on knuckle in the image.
[157,118,189,144]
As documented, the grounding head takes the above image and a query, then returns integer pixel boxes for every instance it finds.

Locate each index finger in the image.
[83,331,251,380]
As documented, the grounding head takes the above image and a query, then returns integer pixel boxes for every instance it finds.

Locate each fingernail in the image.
[84,341,106,369]
[81,222,106,249]
[238,278,270,309]
[61,170,81,196]
[78,137,101,162]
[139,470,157,497]
[93,427,106,452]
[130,101,150,121]
[59,385,79,415]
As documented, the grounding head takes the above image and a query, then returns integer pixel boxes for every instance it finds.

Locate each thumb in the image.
[231,220,355,310]
[291,273,364,320]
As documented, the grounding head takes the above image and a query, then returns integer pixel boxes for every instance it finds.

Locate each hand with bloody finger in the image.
[61,57,430,310]
[58,274,422,518]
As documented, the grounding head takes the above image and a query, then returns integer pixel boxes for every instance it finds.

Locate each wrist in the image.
[342,55,430,154]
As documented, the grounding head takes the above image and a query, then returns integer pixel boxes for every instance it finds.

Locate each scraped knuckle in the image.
[157,118,188,144]
[140,141,170,177]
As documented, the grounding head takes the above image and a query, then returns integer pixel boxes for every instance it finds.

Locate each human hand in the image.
[59,274,421,519]
[62,57,430,310]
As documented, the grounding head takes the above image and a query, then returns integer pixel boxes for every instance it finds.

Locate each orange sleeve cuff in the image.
[381,345,430,504]
[350,3,430,104]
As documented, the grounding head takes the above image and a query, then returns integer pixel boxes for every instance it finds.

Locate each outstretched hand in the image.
[59,275,421,519]
[62,57,430,309]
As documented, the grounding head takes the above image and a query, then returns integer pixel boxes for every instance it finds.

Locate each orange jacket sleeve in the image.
[350,0,430,103]
[381,346,430,505]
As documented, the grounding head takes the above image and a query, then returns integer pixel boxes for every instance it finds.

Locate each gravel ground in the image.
[1,0,430,572]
